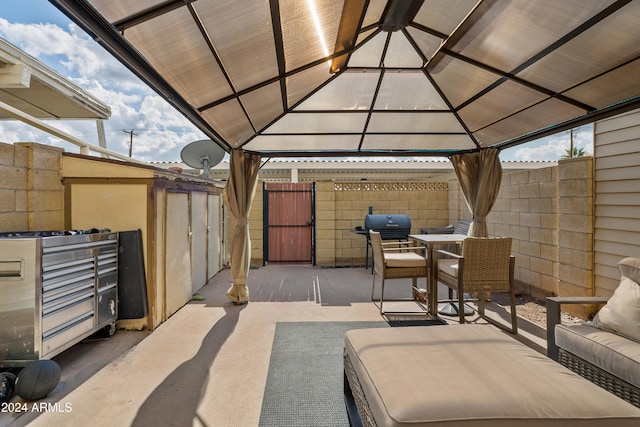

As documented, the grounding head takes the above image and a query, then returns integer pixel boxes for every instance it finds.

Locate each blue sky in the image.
[0,1,593,163]
[2,0,68,26]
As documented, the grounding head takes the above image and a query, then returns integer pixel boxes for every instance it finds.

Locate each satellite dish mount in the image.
[180,140,225,178]
[199,155,211,178]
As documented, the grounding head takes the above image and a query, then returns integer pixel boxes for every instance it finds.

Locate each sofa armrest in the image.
[546,296,609,361]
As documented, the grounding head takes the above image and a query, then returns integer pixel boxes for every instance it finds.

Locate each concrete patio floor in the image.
[2,265,547,427]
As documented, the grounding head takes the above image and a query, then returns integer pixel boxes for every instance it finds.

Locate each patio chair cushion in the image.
[592,275,640,342]
[555,323,640,389]
[437,258,459,277]
[384,252,426,268]
[344,324,640,427]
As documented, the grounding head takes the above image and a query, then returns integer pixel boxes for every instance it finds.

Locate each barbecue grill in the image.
[360,214,412,270]
[364,214,412,240]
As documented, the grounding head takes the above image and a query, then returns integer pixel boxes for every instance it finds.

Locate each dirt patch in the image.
[490,292,584,329]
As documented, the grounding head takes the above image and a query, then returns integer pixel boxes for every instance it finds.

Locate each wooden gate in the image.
[263,182,315,264]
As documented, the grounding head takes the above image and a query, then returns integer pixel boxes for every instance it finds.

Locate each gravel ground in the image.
[491,292,584,329]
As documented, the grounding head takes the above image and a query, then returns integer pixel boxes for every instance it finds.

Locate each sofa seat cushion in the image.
[384,252,426,268]
[555,323,640,388]
[345,324,640,427]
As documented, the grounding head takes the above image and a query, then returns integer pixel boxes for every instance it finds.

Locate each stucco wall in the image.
[62,154,224,330]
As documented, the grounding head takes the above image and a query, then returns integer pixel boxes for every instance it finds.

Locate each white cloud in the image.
[2,20,99,77]
[509,136,569,161]
[501,124,593,161]
[137,96,196,129]
[0,18,205,163]
[0,120,96,154]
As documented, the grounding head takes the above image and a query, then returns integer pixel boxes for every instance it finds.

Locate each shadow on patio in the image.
[4,264,549,427]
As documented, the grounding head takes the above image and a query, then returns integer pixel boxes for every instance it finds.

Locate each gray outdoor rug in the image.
[258,321,387,427]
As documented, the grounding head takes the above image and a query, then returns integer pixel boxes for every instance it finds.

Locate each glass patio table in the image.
[409,234,468,316]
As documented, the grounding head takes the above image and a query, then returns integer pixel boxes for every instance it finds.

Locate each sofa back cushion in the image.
[618,257,640,284]
[593,272,640,342]
[454,220,472,235]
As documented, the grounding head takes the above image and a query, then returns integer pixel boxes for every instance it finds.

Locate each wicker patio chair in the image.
[369,230,428,315]
[436,237,517,333]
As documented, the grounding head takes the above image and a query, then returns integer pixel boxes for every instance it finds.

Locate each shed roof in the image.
[0,37,110,120]
[50,0,640,157]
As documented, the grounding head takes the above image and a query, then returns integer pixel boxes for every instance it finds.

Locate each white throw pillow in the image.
[592,276,640,342]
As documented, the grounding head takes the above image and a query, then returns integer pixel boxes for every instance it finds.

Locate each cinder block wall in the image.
[249,180,450,267]
[315,181,336,266]
[331,181,450,266]
[248,181,263,265]
[557,156,594,318]
[0,141,598,318]
[486,166,560,301]
[448,157,595,317]
[0,142,64,231]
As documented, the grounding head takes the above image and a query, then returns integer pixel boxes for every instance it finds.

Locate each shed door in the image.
[264,182,315,264]
[190,191,207,294]
[164,192,192,319]
[207,194,221,280]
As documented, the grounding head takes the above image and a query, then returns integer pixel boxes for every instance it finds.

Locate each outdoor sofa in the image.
[546,257,640,408]
[419,220,471,236]
[344,324,640,427]
[417,219,471,260]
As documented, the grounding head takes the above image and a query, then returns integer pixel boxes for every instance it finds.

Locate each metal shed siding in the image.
[594,108,640,294]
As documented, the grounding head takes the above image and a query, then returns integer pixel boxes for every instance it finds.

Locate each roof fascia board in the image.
[0,37,111,118]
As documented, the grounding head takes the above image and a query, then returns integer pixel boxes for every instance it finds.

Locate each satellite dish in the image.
[180,140,225,178]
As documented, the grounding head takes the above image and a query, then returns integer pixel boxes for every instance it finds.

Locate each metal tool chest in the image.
[0,231,118,367]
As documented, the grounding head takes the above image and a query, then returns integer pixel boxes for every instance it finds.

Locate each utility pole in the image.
[123,129,138,157]
[569,127,574,158]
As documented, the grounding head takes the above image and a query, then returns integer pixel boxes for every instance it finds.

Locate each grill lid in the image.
[364,214,411,231]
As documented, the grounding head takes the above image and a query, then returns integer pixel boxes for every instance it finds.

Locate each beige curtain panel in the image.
[225,149,261,304]
[450,148,503,237]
